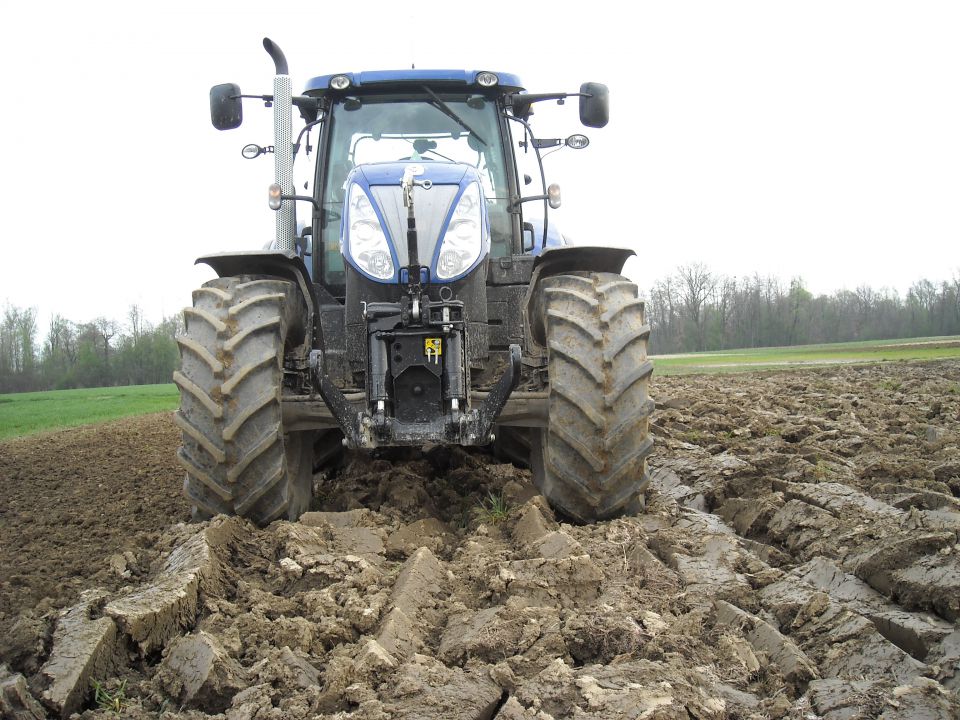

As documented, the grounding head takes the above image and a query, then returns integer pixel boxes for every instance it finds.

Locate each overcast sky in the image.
[1,1,958,331]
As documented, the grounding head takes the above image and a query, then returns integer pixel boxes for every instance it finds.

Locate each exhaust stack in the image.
[263,38,294,252]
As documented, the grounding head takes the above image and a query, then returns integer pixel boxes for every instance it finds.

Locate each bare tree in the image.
[648,277,680,352]
[677,263,716,351]
[0,304,38,390]
[787,278,811,345]
[713,276,736,350]
[128,304,144,346]
[16,307,37,376]
[92,317,118,362]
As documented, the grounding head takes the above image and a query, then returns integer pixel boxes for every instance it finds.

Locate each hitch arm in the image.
[472,344,522,441]
[310,352,363,445]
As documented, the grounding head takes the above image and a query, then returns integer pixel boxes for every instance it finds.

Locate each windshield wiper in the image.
[422,86,488,147]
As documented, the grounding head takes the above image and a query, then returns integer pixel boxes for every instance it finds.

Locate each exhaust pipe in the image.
[263,38,294,253]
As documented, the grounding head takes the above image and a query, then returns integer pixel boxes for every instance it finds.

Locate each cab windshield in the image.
[318,93,512,288]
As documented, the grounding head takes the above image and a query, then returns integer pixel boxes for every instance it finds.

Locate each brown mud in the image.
[1,359,959,719]
[0,415,188,643]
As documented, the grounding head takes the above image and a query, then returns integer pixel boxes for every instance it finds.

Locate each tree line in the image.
[646,265,960,354]
[3,266,959,392]
[0,305,182,393]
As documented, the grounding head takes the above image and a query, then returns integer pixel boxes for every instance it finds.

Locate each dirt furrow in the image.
[1,359,958,718]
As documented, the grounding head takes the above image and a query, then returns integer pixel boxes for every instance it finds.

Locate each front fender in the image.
[531,245,634,277]
[196,250,320,351]
[524,246,636,347]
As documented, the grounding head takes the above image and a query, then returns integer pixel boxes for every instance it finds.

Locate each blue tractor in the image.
[176,39,653,525]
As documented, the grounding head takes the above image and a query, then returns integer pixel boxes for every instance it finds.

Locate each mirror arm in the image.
[508,91,591,118]
[513,91,591,103]
[532,138,562,149]
[235,94,322,113]
[279,194,321,211]
[510,194,550,211]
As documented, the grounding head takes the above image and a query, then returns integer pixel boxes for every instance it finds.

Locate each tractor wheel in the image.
[174,276,315,526]
[530,272,654,522]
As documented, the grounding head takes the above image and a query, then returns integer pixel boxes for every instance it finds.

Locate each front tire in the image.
[174,276,315,526]
[530,272,654,522]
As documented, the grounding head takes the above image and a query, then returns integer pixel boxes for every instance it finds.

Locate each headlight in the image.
[436,183,484,280]
[347,184,394,280]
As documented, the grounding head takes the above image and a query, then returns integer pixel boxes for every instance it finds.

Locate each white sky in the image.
[1,1,958,333]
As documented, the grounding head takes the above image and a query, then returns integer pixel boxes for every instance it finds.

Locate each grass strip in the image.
[0,384,178,441]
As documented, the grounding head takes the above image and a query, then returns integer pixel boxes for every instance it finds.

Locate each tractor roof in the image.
[303,69,524,95]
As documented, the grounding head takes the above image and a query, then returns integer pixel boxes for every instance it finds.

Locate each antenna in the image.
[407,11,417,69]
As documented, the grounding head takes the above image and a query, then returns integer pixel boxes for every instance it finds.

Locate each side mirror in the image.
[579,82,609,129]
[522,222,535,252]
[210,83,243,130]
[297,226,313,259]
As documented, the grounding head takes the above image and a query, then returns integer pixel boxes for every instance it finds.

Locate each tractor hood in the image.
[341,162,490,284]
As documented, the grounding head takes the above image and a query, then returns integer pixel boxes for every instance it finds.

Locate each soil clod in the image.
[2,360,960,717]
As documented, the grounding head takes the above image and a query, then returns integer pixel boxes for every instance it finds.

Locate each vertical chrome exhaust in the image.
[263,38,295,252]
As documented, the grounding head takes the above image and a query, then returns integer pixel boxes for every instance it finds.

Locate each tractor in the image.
[176,39,653,526]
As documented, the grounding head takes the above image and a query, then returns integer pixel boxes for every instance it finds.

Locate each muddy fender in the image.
[196,250,319,351]
[525,246,635,347]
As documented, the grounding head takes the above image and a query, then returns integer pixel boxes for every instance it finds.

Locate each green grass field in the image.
[0,384,178,441]
[653,335,960,375]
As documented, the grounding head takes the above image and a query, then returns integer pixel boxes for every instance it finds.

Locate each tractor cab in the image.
[298,70,587,297]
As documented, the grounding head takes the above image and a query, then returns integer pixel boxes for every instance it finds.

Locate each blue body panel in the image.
[305,69,524,93]
[342,162,490,284]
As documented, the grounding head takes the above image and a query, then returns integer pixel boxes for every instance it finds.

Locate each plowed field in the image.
[1,360,958,719]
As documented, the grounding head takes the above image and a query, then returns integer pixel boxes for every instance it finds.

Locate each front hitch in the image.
[312,343,522,449]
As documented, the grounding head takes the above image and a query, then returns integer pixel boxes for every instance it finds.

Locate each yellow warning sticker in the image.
[424,337,442,356]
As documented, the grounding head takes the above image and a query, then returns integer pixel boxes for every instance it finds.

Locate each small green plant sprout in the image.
[812,459,832,480]
[91,678,127,714]
[478,491,511,524]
